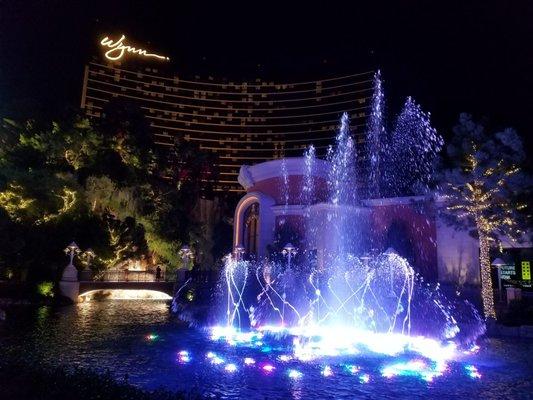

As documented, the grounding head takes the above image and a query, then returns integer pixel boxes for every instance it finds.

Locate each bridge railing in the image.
[89,270,176,283]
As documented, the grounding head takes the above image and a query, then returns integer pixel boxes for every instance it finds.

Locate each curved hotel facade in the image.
[81,58,373,192]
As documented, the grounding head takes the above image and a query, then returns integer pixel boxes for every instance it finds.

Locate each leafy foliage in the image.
[0,108,218,282]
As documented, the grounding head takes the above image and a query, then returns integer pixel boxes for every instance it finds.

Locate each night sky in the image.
[1,1,532,151]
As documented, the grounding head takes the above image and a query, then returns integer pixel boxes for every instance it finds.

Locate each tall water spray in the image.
[211,86,483,368]
[367,71,385,198]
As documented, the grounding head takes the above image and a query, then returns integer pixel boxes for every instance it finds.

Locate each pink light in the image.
[262,364,275,373]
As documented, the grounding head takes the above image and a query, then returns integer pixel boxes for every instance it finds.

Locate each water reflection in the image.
[0,301,532,399]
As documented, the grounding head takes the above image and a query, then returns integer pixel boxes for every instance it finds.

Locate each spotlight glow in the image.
[211,356,225,365]
[321,365,333,377]
[262,364,275,373]
[244,357,256,365]
[224,363,237,373]
[465,365,481,379]
[211,325,459,363]
[288,369,303,379]
[381,359,448,382]
[178,350,190,363]
[344,364,360,375]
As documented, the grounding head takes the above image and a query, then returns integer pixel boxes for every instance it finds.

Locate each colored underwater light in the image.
[146,333,158,341]
[359,373,370,383]
[344,364,360,375]
[262,364,275,373]
[211,356,225,365]
[211,325,458,363]
[224,363,237,373]
[381,359,448,382]
[244,357,256,365]
[321,365,333,377]
[278,354,292,362]
[465,365,481,379]
[288,369,303,379]
[178,350,190,363]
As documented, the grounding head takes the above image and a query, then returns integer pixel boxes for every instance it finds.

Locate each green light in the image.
[522,261,531,280]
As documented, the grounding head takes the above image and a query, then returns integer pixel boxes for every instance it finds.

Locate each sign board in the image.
[100,35,169,62]
[522,261,531,280]
[500,264,516,280]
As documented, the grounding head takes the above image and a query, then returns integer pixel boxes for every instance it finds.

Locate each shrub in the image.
[36,281,54,298]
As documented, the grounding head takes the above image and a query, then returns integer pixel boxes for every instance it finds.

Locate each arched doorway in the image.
[244,203,259,258]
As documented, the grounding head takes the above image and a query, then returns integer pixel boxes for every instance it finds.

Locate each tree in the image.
[440,114,532,319]
[0,113,194,280]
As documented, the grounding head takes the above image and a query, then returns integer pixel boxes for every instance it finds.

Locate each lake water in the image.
[1,301,532,399]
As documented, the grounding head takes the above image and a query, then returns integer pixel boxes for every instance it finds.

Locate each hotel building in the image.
[81,58,373,192]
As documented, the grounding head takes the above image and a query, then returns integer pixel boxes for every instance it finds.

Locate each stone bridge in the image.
[77,281,176,301]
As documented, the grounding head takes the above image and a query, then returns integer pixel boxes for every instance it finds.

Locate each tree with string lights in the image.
[440,114,532,319]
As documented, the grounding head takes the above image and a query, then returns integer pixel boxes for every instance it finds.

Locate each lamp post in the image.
[59,241,81,302]
[281,243,297,326]
[282,243,297,270]
[83,248,96,268]
[64,242,80,266]
[491,257,506,302]
[62,241,81,282]
[233,245,245,262]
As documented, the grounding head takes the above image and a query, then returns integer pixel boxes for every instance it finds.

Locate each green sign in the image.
[522,261,531,280]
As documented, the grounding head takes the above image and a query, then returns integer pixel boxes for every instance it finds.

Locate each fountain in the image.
[175,73,486,385]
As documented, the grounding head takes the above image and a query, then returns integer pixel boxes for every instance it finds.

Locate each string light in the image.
[445,135,526,319]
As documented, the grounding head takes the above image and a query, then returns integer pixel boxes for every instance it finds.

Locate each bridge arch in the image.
[79,289,173,302]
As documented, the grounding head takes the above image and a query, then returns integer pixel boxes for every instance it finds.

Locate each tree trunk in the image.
[478,232,496,319]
